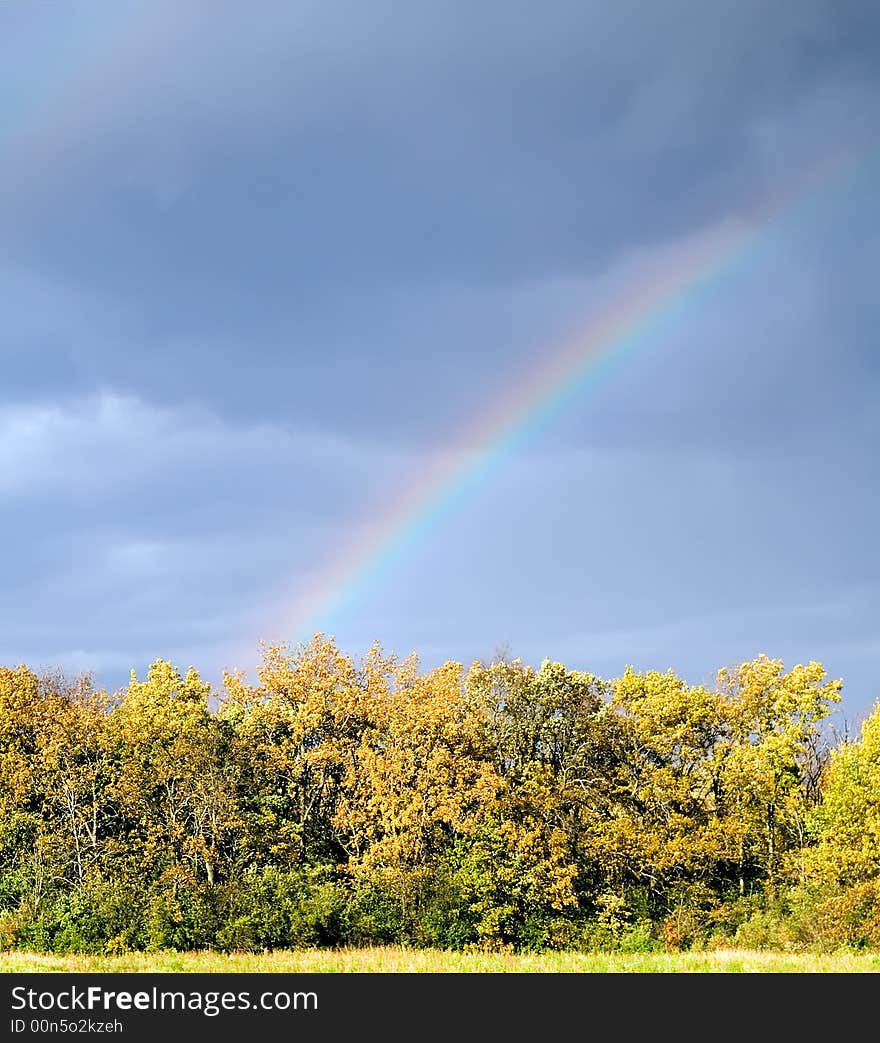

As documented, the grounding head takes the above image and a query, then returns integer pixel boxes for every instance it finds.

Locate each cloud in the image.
[314,431,880,711]
[0,390,403,495]
[6,1,878,318]
[0,392,414,682]
[1,1,878,722]
[2,1,877,456]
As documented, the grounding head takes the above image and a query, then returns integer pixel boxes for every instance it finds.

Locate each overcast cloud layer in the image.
[1,1,878,723]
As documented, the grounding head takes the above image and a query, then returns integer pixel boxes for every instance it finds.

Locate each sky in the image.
[1,0,878,726]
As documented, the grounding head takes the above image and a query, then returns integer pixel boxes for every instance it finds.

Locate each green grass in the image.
[2,947,879,973]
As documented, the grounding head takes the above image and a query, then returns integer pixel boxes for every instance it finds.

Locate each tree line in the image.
[1,639,878,953]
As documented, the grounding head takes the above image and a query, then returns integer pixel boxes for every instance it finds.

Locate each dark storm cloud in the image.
[2,0,878,435]
[1,2,878,717]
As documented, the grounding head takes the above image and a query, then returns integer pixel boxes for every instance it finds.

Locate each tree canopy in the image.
[1,641,874,954]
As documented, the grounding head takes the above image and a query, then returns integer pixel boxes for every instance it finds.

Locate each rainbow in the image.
[1,16,870,656]
[0,5,184,216]
[267,143,873,649]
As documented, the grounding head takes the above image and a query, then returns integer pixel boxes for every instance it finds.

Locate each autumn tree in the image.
[108,660,233,889]
[804,700,880,945]
[461,659,612,945]
[715,656,841,893]
[0,645,861,953]
[221,636,366,869]
[0,665,50,914]
[31,673,115,890]
[607,667,728,908]
[0,667,116,920]
[337,653,497,872]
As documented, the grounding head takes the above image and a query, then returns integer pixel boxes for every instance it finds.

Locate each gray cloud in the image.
[1,2,877,720]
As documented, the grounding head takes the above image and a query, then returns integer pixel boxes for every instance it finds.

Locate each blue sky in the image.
[2,0,878,725]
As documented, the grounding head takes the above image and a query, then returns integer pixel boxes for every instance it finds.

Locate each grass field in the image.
[2,947,879,973]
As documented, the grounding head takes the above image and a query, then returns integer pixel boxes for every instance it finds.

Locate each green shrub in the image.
[216,867,348,951]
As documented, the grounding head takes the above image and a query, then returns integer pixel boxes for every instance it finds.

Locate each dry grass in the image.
[2,947,879,973]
